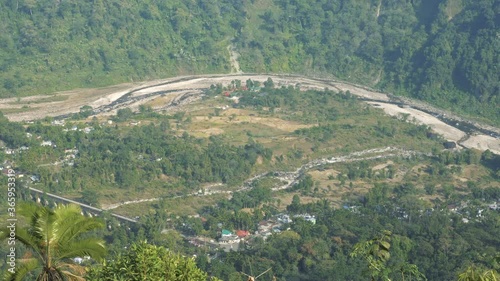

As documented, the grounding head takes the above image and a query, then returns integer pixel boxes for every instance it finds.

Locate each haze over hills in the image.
[0,0,498,123]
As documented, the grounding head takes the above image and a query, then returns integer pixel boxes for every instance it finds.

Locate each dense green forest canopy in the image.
[0,0,498,123]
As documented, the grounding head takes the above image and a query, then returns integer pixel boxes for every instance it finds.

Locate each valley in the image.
[0,0,499,279]
[1,74,498,154]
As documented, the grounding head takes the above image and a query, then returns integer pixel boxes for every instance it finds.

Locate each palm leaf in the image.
[55,214,104,246]
[57,238,107,261]
[3,258,41,281]
[2,202,106,281]
[14,227,45,263]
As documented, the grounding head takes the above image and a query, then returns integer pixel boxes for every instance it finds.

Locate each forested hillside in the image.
[0,0,498,122]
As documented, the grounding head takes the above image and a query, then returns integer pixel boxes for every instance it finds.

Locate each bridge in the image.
[27,187,138,224]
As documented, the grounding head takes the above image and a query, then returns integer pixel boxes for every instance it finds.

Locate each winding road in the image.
[101,147,425,211]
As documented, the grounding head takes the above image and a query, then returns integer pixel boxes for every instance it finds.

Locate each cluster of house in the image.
[2,121,93,156]
[185,212,317,252]
[62,125,94,134]
[3,146,30,155]
[0,164,40,182]
[186,229,250,252]
[52,119,95,133]
[457,201,500,223]
[51,120,65,126]
[63,149,79,166]
[254,213,316,238]
[219,229,250,244]
[341,200,499,224]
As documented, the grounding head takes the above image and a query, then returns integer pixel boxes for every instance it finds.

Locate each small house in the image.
[236,230,250,238]
[219,236,239,244]
[30,175,40,182]
[41,141,53,147]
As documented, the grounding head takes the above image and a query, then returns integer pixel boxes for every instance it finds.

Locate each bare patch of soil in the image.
[367,101,467,142]
[461,135,500,154]
[372,161,394,170]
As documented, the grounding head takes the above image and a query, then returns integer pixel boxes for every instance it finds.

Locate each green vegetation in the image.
[351,230,426,281]
[197,187,500,281]
[0,81,499,280]
[0,203,106,281]
[0,0,498,123]
[0,203,222,281]
[237,0,499,123]
[87,242,222,281]
[1,84,447,211]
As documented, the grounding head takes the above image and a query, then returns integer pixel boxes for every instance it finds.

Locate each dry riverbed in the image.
[0,74,498,154]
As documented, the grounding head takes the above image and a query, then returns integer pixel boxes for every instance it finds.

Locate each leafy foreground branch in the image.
[351,230,499,281]
[458,266,499,281]
[86,241,221,281]
[351,230,426,281]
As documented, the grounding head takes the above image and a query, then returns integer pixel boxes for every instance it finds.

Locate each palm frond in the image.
[35,206,56,247]
[60,271,86,281]
[17,202,44,222]
[3,258,41,281]
[3,203,107,281]
[55,214,104,246]
[58,262,87,276]
[57,238,107,261]
[14,228,45,262]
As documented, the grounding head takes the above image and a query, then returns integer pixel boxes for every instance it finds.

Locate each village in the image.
[185,213,317,253]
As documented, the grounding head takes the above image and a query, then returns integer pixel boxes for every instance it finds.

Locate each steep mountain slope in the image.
[0,0,498,123]
[235,0,499,122]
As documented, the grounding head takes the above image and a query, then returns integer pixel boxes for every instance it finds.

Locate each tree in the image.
[263,77,274,89]
[457,266,499,281]
[115,108,134,121]
[87,241,222,280]
[1,202,106,281]
[287,195,301,213]
[246,79,254,89]
[351,230,393,281]
[139,104,153,113]
[81,189,99,207]
[351,230,426,281]
[79,105,93,118]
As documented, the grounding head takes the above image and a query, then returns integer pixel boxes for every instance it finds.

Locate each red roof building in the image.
[236,230,250,238]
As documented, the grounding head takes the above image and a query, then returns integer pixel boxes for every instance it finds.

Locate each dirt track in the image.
[101,146,419,210]
[0,74,498,154]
